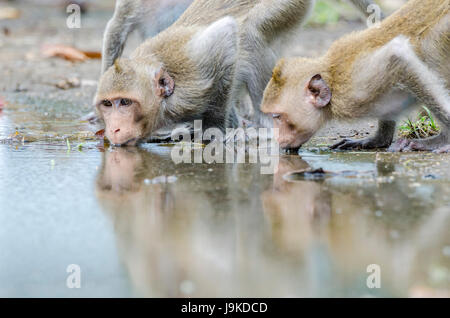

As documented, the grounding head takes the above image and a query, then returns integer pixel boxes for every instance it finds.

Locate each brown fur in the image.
[325,0,449,119]
[262,0,450,151]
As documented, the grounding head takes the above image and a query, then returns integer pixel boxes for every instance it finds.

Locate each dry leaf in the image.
[42,44,101,62]
[95,129,105,138]
[0,7,20,20]
[42,45,87,62]
[83,51,102,59]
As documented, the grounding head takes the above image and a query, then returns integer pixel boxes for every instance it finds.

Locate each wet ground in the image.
[0,1,449,297]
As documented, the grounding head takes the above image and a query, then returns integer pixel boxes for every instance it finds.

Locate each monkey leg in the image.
[384,37,450,152]
[101,2,137,73]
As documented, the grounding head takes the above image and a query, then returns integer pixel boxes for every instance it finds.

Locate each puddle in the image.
[0,100,449,297]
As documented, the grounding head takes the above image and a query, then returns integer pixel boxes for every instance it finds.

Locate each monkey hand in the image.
[330,137,391,150]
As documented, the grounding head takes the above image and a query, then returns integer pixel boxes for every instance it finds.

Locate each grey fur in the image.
[102,0,193,74]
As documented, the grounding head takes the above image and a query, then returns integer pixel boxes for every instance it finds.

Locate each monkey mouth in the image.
[112,138,140,147]
[271,113,309,149]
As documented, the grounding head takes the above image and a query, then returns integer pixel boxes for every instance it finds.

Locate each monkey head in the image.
[95,16,239,147]
[94,58,175,146]
[261,58,332,149]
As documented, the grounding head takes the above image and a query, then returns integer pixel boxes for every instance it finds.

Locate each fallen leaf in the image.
[95,129,105,138]
[0,7,20,20]
[42,45,87,62]
[41,44,101,62]
[83,51,102,59]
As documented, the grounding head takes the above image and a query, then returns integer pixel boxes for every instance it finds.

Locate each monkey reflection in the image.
[97,148,143,194]
[96,149,255,297]
[261,156,333,256]
[96,150,450,297]
[261,155,450,296]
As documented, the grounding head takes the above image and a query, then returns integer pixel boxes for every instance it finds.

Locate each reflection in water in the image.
[96,148,450,297]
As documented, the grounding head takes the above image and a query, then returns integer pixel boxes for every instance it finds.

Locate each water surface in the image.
[0,102,449,297]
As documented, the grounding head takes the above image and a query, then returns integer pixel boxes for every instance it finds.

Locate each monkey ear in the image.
[154,67,175,98]
[188,16,238,70]
[307,74,331,108]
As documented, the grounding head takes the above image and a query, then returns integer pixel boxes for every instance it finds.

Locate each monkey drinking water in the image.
[261,0,449,153]
[95,0,382,146]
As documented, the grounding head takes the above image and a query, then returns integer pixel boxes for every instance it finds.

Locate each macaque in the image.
[261,0,450,153]
[102,0,193,74]
[95,0,382,146]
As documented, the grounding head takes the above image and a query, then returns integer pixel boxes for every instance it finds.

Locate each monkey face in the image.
[97,97,146,146]
[97,148,143,194]
[95,59,175,146]
[261,59,331,149]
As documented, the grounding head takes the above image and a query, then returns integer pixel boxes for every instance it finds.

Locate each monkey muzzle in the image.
[271,113,312,150]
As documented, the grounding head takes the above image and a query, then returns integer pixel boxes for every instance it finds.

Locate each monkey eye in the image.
[120,98,132,106]
[101,100,112,107]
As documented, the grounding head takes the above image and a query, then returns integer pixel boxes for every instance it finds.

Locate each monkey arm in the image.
[331,96,418,150]
[331,119,397,150]
[101,19,134,74]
